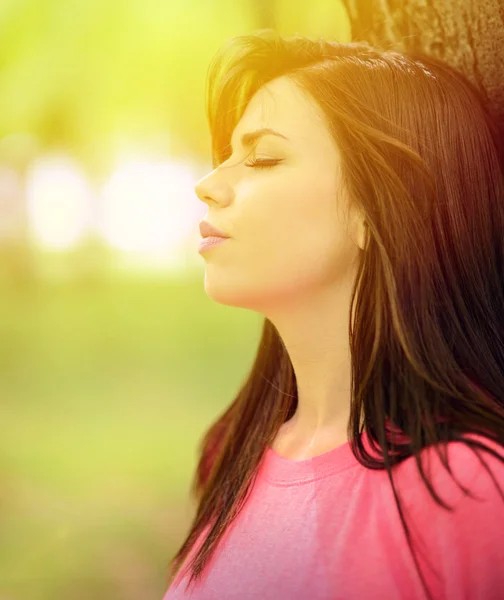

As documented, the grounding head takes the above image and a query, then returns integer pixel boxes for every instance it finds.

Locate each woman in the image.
[163,29,504,600]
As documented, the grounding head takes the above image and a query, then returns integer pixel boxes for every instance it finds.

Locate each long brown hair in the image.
[167,30,504,599]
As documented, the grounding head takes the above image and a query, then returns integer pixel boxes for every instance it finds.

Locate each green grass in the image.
[0,273,261,600]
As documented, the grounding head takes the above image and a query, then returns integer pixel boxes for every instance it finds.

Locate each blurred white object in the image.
[99,156,203,271]
[25,154,94,250]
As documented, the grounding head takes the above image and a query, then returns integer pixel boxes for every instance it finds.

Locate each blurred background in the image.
[0,2,350,599]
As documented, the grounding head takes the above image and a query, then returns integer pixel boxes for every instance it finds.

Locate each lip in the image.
[199,236,230,253]
[199,220,230,239]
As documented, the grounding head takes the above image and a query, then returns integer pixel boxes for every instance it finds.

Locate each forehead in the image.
[231,76,334,150]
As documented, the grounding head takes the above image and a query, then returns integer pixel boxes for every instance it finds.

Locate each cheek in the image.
[204,219,346,308]
[202,176,356,307]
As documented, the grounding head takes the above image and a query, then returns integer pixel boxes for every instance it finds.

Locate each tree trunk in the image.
[340,0,504,135]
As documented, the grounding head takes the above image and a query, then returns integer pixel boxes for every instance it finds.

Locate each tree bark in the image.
[341,0,504,135]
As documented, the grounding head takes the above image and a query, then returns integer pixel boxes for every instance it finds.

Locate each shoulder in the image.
[394,432,504,505]
[391,433,504,558]
[396,434,504,598]
[425,433,504,501]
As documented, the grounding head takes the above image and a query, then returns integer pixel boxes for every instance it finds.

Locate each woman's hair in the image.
[167,30,504,599]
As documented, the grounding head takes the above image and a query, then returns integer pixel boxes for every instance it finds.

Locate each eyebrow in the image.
[232,128,289,149]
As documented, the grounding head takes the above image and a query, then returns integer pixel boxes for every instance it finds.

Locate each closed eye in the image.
[244,158,282,169]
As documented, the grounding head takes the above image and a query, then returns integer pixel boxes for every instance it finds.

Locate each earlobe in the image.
[345,200,367,250]
[354,218,367,251]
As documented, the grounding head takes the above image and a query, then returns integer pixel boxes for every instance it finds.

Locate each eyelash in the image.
[244,158,281,169]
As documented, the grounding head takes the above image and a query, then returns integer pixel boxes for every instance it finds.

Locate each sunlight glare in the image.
[25,155,94,250]
[99,157,198,262]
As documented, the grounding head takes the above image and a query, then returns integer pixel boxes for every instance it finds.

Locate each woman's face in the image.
[194,75,364,314]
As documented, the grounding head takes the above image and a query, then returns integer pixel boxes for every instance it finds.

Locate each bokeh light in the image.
[25,155,94,250]
[99,157,197,257]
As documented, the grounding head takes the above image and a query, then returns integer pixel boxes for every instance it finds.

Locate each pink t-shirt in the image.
[162,431,504,600]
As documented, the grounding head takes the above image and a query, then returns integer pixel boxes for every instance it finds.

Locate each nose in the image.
[194,172,232,206]
[194,176,211,204]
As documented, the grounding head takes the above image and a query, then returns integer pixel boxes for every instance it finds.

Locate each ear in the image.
[348,205,367,251]
[355,218,367,251]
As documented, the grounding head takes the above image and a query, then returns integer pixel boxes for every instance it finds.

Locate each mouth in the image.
[198,236,230,253]
[199,220,231,239]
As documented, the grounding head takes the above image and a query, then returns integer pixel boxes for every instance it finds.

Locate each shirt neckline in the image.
[260,431,367,486]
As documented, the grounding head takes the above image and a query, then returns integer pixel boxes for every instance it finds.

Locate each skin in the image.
[194,75,366,460]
